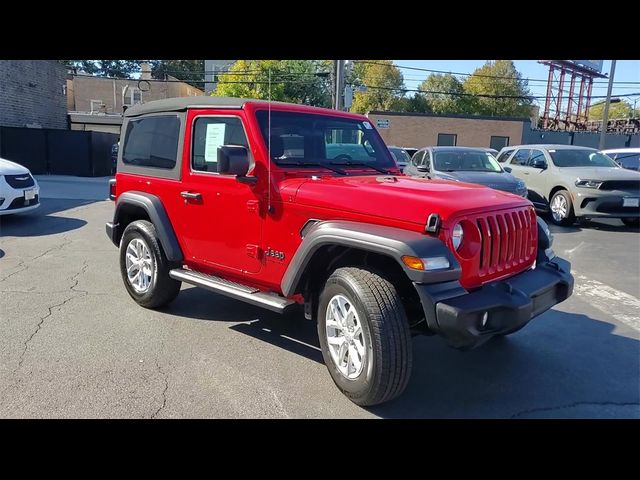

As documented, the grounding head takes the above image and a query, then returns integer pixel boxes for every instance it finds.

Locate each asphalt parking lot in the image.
[1,176,638,418]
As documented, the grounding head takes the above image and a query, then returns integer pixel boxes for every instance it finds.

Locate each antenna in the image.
[267,69,273,214]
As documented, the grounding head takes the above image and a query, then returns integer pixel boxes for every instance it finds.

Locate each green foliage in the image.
[462,60,533,117]
[150,60,204,89]
[588,100,633,120]
[58,60,144,78]
[418,74,469,114]
[214,60,331,107]
[349,60,405,113]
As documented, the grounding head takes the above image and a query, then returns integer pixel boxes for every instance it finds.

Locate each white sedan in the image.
[0,157,40,215]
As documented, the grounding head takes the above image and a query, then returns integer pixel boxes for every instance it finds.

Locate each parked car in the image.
[500,144,640,227]
[110,142,119,175]
[403,146,528,197]
[106,97,573,406]
[601,148,640,171]
[481,147,500,156]
[495,146,516,163]
[387,145,412,169]
[0,157,40,216]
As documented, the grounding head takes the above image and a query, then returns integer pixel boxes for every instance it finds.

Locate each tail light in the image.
[109,178,116,201]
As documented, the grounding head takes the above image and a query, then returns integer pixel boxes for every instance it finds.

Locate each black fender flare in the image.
[112,191,183,262]
[280,220,461,296]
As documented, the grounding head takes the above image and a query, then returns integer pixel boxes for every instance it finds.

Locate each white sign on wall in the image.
[376,119,390,129]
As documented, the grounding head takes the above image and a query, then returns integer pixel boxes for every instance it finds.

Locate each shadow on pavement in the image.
[0,199,95,237]
[0,249,4,259]
[167,287,639,418]
[540,212,639,234]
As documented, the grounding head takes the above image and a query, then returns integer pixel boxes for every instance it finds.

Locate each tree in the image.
[150,60,204,89]
[214,60,331,107]
[58,60,144,78]
[418,73,470,114]
[462,60,533,117]
[349,60,405,113]
[588,100,633,120]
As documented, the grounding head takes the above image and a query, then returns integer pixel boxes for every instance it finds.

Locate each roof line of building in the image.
[367,110,531,122]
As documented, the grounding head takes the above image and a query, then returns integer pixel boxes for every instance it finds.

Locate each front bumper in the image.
[414,254,573,349]
[573,190,640,218]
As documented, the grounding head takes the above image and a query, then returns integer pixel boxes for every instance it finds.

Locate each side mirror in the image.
[531,159,547,169]
[503,166,512,173]
[416,165,429,172]
[218,145,251,178]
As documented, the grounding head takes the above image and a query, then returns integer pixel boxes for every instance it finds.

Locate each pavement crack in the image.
[0,260,27,282]
[151,343,169,419]
[510,401,640,418]
[29,236,71,262]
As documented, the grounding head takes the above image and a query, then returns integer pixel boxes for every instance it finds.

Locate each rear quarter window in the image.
[122,115,181,169]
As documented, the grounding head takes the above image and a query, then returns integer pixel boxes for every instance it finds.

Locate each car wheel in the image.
[549,190,576,226]
[317,267,412,406]
[622,217,640,228]
[119,220,181,309]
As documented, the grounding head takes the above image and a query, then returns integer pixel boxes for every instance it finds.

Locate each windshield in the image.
[433,150,502,172]
[255,110,396,171]
[388,147,411,165]
[549,149,619,168]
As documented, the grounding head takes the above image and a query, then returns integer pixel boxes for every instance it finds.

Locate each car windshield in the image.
[388,147,411,165]
[613,153,640,170]
[433,150,502,172]
[549,149,619,168]
[255,110,395,172]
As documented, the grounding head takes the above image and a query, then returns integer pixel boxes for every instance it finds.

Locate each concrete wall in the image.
[71,75,203,114]
[0,60,69,130]
[367,111,527,148]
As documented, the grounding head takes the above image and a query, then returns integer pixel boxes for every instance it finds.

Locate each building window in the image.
[437,133,457,146]
[490,136,509,151]
[123,88,142,107]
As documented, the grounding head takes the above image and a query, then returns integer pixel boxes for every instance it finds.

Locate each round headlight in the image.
[452,223,464,250]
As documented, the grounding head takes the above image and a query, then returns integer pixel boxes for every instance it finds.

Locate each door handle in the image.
[180,191,202,200]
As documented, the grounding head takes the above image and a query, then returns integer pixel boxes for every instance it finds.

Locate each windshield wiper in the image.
[277,161,347,175]
[330,161,390,175]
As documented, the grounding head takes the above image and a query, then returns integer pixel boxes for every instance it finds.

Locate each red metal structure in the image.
[538,60,607,131]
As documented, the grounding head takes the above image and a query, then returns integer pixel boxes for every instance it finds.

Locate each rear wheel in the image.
[549,190,576,226]
[317,267,412,407]
[119,220,181,309]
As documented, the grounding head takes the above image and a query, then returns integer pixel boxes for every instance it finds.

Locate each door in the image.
[405,150,425,176]
[525,148,551,205]
[176,112,262,274]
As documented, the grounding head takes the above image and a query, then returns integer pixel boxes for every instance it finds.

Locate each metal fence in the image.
[0,127,118,176]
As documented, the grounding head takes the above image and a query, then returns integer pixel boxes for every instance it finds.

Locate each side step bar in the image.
[169,269,296,314]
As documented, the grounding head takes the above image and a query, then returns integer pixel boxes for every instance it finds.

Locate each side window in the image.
[422,151,431,169]
[412,151,425,166]
[496,150,513,163]
[529,149,546,167]
[510,149,532,166]
[490,136,509,151]
[122,115,180,169]
[192,116,249,173]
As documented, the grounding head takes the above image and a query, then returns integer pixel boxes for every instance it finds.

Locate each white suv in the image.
[0,157,40,215]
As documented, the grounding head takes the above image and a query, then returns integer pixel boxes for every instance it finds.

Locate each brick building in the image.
[0,60,69,130]
[367,111,531,151]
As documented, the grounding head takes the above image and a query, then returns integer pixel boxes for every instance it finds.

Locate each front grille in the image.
[474,207,537,280]
[4,174,35,189]
[6,195,39,210]
[599,180,640,191]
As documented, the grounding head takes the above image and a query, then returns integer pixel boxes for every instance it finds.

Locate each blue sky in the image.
[392,60,640,107]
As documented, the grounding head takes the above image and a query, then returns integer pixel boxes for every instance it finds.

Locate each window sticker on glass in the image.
[363,121,373,129]
[204,123,226,162]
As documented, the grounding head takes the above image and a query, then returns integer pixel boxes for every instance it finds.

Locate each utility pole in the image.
[334,60,345,110]
[599,60,616,150]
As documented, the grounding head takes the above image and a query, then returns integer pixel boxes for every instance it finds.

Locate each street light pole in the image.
[599,60,616,150]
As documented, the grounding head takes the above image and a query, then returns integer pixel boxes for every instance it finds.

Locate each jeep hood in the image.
[289,175,529,226]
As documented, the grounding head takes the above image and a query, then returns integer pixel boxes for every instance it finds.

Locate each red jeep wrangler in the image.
[106,97,573,406]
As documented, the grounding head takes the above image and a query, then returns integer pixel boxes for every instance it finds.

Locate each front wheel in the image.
[317,267,412,407]
[549,190,576,226]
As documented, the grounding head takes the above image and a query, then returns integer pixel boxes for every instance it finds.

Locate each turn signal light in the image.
[402,256,425,270]
[401,255,450,271]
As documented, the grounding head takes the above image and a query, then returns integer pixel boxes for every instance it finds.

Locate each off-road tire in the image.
[119,220,181,309]
[317,267,412,407]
